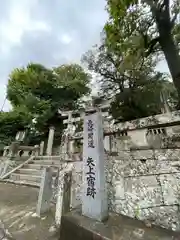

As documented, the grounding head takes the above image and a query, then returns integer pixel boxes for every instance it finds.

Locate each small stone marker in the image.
[36,167,53,216]
[82,111,108,221]
[55,164,73,226]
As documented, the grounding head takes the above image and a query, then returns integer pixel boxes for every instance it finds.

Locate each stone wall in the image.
[109,149,180,231]
[67,148,180,232]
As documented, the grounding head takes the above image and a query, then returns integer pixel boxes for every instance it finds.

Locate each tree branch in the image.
[145,36,160,56]
[159,0,169,11]
[171,12,179,27]
[144,0,157,13]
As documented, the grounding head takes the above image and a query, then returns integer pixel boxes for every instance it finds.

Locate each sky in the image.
[0,0,169,111]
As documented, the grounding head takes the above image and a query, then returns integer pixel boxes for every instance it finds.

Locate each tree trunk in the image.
[158,31,180,105]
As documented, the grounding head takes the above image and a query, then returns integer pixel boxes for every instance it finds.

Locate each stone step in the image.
[25,164,60,172]
[15,168,42,176]
[0,179,40,188]
[35,156,63,161]
[32,160,62,166]
[10,173,42,183]
[25,164,43,170]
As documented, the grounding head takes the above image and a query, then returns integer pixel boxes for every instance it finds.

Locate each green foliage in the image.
[161,79,179,110]
[110,78,163,121]
[83,41,167,120]
[0,108,31,146]
[105,0,180,102]
[7,63,91,138]
[82,1,179,121]
[54,64,90,99]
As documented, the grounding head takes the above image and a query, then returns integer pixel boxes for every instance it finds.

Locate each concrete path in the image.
[0,183,57,240]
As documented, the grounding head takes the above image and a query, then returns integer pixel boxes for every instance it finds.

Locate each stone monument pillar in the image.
[82,110,108,221]
[46,126,55,156]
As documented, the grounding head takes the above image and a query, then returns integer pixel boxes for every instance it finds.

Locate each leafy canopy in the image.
[105,0,180,101]
[82,0,179,121]
[6,63,91,143]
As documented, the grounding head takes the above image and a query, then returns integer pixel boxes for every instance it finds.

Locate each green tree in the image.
[105,0,180,102]
[161,79,179,110]
[82,33,167,120]
[0,107,31,146]
[83,42,168,121]
[7,63,91,140]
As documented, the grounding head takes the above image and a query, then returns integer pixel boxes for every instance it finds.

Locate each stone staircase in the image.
[1,156,65,187]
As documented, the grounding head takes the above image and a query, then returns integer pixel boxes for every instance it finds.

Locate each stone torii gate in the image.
[45,100,115,157]
[59,103,113,156]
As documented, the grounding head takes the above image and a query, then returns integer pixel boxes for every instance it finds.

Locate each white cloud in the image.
[0,0,170,112]
[0,0,50,55]
[60,34,72,44]
[0,0,108,111]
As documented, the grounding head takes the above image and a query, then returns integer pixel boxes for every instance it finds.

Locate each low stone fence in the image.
[3,144,39,159]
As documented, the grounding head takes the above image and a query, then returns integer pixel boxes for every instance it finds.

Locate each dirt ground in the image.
[1,182,179,240]
[0,182,58,240]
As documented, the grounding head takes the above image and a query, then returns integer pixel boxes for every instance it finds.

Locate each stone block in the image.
[155,149,180,160]
[113,179,125,200]
[112,158,180,177]
[131,150,154,160]
[159,174,180,205]
[112,202,180,231]
[111,175,163,213]
[112,199,135,218]
[123,176,163,208]
[138,205,180,231]
[114,151,131,161]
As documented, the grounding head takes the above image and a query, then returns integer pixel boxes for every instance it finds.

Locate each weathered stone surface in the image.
[36,167,53,216]
[113,111,180,132]
[155,149,180,160]
[0,159,19,178]
[108,148,180,231]
[113,179,125,200]
[124,176,163,208]
[159,174,180,205]
[131,150,154,160]
[71,169,82,209]
[60,210,179,240]
[46,147,180,232]
[112,159,180,177]
[0,220,13,240]
[112,151,132,161]
[138,206,180,231]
